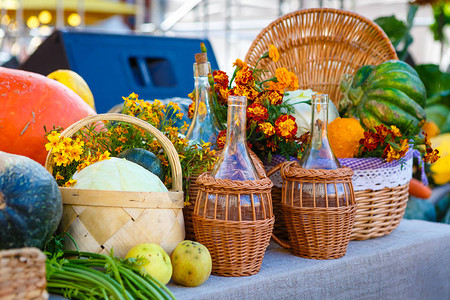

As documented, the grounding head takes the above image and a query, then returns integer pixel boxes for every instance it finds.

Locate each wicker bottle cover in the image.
[280,94,356,259]
[193,95,274,276]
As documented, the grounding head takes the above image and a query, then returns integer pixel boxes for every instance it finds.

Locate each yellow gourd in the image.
[328,117,365,158]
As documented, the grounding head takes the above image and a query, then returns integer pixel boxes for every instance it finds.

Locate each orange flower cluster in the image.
[358,124,439,163]
[202,44,306,160]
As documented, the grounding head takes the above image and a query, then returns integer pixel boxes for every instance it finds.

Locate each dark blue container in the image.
[20,30,219,113]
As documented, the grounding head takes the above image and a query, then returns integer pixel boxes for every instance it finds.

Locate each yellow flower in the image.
[98,150,111,161]
[176,112,184,119]
[45,137,61,152]
[259,122,275,137]
[54,152,69,166]
[64,179,77,187]
[169,101,180,112]
[390,125,402,137]
[269,44,279,62]
[47,131,60,142]
[55,172,64,181]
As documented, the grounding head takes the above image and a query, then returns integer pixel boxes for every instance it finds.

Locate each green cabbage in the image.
[72,157,168,192]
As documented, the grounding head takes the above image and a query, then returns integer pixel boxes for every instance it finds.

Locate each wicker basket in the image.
[183,150,267,241]
[351,184,409,240]
[45,113,185,257]
[193,174,274,276]
[0,248,48,300]
[245,8,397,106]
[280,162,356,259]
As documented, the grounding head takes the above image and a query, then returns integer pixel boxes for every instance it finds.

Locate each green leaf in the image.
[374,15,408,47]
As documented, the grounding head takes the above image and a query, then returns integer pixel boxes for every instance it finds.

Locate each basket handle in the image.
[44,113,183,192]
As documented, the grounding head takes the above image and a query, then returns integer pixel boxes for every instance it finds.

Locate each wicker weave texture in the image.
[281,162,356,259]
[193,215,274,276]
[193,174,274,276]
[245,8,397,105]
[44,114,185,257]
[0,248,48,300]
[351,183,409,240]
[184,150,268,241]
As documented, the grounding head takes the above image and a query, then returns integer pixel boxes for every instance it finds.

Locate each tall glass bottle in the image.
[185,53,220,147]
[299,93,341,170]
[211,95,259,181]
[297,93,344,207]
[208,95,261,221]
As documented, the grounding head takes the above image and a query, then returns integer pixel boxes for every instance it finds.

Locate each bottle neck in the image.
[310,100,329,148]
[223,102,247,150]
[301,95,341,169]
[194,62,211,77]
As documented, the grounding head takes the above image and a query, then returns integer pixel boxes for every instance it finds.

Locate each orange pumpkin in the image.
[0,67,96,165]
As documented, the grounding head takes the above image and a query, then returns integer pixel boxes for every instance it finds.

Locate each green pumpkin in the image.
[340,60,426,136]
[0,152,62,249]
[117,148,165,182]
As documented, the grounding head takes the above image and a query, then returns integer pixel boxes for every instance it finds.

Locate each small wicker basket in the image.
[183,150,267,241]
[280,162,356,259]
[0,248,48,300]
[45,113,185,257]
[193,173,274,276]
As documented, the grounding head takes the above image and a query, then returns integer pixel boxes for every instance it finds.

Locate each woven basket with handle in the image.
[0,248,48,300]
[45,113,185,257]
[245,8,401,241]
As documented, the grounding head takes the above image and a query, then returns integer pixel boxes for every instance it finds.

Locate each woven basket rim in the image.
[44,113,183,192]
[196,172,273,191]
[280,161,354,180]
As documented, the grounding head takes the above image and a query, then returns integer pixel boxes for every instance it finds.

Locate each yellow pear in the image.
[47,69,96,110]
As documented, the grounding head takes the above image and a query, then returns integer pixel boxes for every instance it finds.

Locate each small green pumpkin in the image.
[117,148,165,181]
[0,151,62,249]
[340,60,426,136]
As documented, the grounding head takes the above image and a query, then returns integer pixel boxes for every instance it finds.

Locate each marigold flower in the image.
[268,44,280,62]
[259,122,275,136]
[55,172,64,181]
[424,148,440,163]
[267,90,283,105]
[54,152,69,166]
[232,59,247,70]
[247,103,269,123]
[361,131,380,152]
[213,70,229,88]
[275,115,297,139]
[230,85,259,101]
[176,112,184,119]
[383,144,401,162]
[217,130,227,149]
[390,125,402,138]
[118,136,128,143]
[64,179,77,187]
[235,66,254,87]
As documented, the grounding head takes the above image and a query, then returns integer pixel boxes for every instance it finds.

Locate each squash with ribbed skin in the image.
[0,151,62,249]
[340,60,426,136]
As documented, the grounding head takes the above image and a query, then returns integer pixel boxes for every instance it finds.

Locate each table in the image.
[169,219,450,300]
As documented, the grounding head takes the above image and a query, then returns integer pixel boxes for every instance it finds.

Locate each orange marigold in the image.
[269,44,280,62]
[258,122,275,136]
[275,115,297,139]
[235,66,254,86]
[217,129,227,149]
[247,103,268,123]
